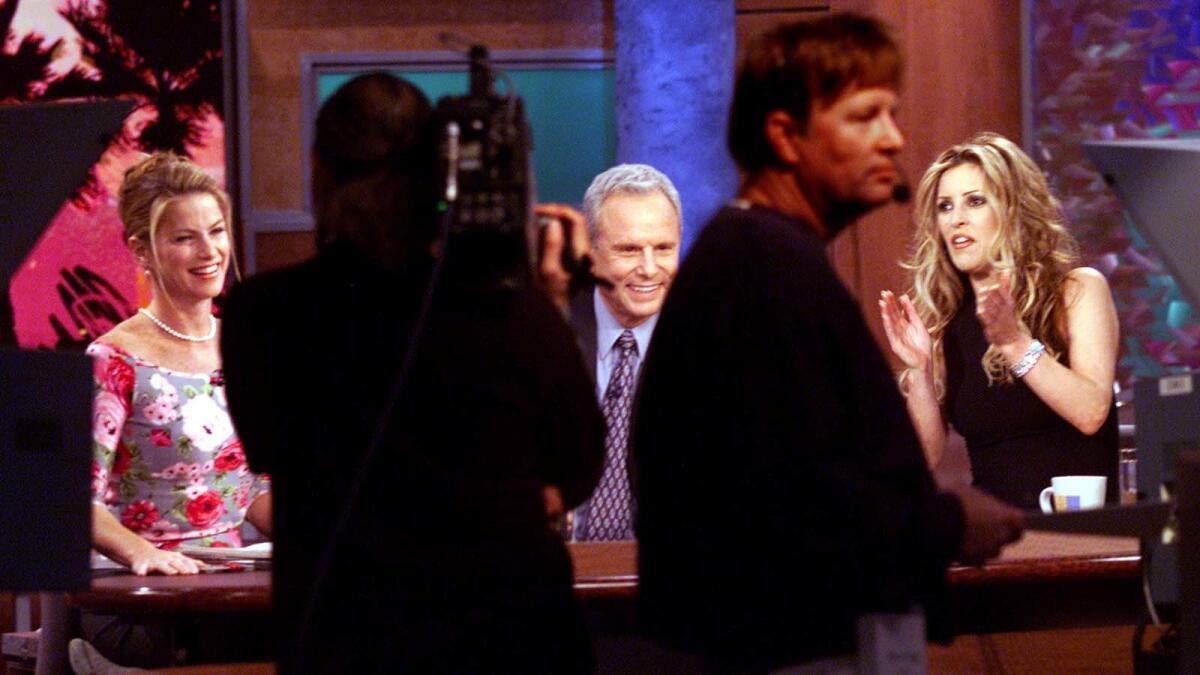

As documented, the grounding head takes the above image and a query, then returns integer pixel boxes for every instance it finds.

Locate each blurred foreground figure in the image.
[222,73,604,674]
[632,14,1025,673]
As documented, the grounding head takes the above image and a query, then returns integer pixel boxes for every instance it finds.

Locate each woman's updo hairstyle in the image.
[117,152,235,278]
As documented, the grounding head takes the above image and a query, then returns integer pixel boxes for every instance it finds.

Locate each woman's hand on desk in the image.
[127,546,202,576]
[92,503,202,575]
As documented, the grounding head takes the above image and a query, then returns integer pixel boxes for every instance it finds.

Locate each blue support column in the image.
[615,0,738,253]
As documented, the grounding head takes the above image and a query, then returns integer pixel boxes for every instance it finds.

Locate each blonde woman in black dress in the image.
[880,132,1120,508]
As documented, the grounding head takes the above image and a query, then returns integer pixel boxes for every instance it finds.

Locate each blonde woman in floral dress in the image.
[88,152,270,576]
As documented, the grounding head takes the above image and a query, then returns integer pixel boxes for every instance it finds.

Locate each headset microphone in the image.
[897,162,912,201]
[892,163,912,204]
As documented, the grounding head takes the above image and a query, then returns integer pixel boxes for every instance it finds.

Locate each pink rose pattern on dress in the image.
[147,519,179,540]
[100,356,136,410]
[142,399,178,426]
[121,500,159,531]
[185,490,226,528]
[214,440,245,472]
[91,392,124,449]
[111,443,133,476]
[85,341,270,549]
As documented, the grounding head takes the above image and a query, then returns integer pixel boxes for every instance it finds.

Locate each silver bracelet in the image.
[1011,339,1045,378]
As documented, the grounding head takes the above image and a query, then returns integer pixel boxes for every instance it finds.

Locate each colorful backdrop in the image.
[1031,0,1200,389]
[1,0,226,350]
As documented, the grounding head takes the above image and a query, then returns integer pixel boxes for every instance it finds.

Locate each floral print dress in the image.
[88,340,270,549]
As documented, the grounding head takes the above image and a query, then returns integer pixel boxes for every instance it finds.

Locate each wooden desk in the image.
[951,531,1140,584]
[568,534,1143,635]
[34,536,1140,675]
[65,544,632,616]
[948,532,1142,633]
[62,534,1141,630]
[68,570,272,616]
[570,541,638,600]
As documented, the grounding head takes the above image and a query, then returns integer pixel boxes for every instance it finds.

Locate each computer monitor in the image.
[0,100,132,590]
[1133,371,1200,608]
[1083,139,1200,310]
[0,349,93,591]
[1086,139,1200,616]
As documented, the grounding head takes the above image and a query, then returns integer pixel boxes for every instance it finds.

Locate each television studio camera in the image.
[433,42,589,293]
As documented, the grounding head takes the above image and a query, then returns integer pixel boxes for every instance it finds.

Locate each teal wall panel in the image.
[317,68,615,205]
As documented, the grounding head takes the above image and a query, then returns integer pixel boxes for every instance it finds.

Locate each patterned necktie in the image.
[586,329,639,540]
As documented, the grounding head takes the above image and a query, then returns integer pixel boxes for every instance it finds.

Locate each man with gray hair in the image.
[566,163,682,542]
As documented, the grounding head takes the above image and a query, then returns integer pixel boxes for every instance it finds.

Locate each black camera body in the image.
[434,45,535,289]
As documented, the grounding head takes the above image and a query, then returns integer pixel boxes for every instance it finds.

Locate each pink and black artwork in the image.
[1,0,227,350]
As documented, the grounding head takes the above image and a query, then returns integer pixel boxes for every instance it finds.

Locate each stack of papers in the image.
[176,542,272,569]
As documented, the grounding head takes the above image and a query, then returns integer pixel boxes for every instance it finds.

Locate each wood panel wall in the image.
[733,2,1023,349]
[246,1,611,212]
[828,0,1023,353]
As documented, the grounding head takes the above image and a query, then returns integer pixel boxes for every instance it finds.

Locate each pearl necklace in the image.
[138,308,217,342]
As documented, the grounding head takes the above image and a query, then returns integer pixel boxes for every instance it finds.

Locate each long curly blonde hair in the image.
[903,132,1079,395]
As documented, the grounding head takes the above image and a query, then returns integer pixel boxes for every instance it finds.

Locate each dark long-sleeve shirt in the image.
[633,203,964,669]
[221,242,605,673]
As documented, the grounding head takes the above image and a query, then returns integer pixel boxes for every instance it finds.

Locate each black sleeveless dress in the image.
[943,290,1118,509]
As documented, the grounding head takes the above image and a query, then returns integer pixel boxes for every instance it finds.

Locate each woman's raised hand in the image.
[879,290,933,372]
[975,270,1029,349]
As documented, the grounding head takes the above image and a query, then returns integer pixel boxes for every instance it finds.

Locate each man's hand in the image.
[542,484,565,532]
[949,484,1025,566]
[533,203,590,312]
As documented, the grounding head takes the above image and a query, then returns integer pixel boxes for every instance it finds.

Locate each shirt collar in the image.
[594,287,658,360]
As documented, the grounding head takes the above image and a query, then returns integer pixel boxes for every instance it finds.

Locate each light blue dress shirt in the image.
[593,287,658,396]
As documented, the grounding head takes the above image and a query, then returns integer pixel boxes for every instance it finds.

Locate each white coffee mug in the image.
[1039,475,1107,514]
